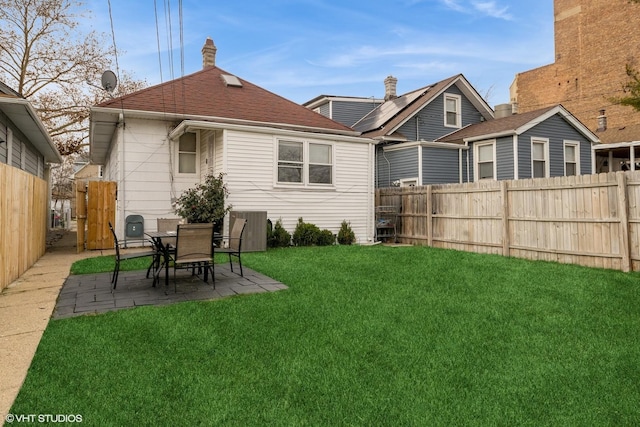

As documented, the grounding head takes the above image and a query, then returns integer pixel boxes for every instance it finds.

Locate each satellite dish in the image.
[101,70,117,93]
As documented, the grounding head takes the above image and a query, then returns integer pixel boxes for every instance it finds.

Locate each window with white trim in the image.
[475,141,495,180]
[278,140,303,183]
[309,143,332,184]
[564,141,580,176]
[444,93,462,128]
[531,138,549,178]
[277,140,333,186]
[178,132,197,174]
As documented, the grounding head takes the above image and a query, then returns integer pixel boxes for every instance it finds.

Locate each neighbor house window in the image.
[444,93,462,128]
[178,132,197,174]
[277,140,333,185]
[475,141,495,180]
[531,138,549,178]
[564,141,580,176]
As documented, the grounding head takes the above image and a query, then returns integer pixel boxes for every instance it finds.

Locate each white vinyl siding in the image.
[225,130,372,243]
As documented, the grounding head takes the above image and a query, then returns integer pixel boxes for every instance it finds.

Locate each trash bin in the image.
[125,215,144,239]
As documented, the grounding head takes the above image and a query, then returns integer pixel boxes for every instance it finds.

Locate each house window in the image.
[277,140,333,186]
[444,93,462,128]
[531,138,549,178]
[178,132,197,174]
[309,143,332,184]
[278,141,303,183]
[475,141,495,180]
[564,141,580,176]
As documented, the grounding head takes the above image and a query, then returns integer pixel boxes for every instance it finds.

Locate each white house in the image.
[89,38,376,244]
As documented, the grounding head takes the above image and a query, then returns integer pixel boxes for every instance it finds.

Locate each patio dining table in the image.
[145,230,176,289]
[146,230,221,289]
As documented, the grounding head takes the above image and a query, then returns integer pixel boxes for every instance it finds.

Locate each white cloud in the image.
[471,1,513,20]
[441,0,513,20]
[441,0,466,12]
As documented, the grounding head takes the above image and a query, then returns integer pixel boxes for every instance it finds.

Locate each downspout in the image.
[368,141,375,242]
[466,140,470,182]
[382,148,391,187]
[118,113,125,237]
[418,144,423,185]
[459,148,463,183]
[513,135,519,179]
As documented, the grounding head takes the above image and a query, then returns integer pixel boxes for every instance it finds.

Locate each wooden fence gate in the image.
[76,181,117,251]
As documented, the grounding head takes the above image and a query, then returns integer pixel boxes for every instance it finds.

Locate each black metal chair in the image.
[172,223,216,292]
[108,222,156,291]
[216,218,246,277]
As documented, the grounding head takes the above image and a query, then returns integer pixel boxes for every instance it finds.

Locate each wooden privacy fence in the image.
[376,171,640,272]
[0,163,48,292]
[76,180,116,251]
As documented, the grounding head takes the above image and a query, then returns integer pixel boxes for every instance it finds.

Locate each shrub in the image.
[268,218,291,248]
[337,220,356,245]
[292,217,321,246]
[174,173,232,230]
[317,229,336,246]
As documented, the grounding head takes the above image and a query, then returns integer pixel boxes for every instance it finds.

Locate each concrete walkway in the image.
[0,229,287,422]
[0,229,93,421]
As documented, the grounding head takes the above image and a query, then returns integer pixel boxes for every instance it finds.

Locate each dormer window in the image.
[444,93,462,128]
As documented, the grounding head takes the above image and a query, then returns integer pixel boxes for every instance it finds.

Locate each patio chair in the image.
[156,217,184,248]
[216,218,246,277]
[172,223,216,292]
[108,222,157,291]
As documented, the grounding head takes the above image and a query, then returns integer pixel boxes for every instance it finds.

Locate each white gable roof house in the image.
[89,38,376,244]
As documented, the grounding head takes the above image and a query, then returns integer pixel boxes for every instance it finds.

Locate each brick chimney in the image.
[597,109,607,132]
[202,37,217,68]
[384,75,398,101]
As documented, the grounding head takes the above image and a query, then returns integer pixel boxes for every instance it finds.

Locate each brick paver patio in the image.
[53,265,288,319]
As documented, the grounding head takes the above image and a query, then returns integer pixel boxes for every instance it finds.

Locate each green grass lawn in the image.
[11,245,640,425]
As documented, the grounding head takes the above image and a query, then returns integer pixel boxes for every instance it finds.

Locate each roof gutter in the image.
[169,119,373,144]
[1,96,62,163]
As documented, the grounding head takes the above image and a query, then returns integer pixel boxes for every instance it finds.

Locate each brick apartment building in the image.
[511,0,640,144]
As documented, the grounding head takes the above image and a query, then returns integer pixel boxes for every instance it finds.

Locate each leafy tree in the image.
[612,64,640,111]
[0,0,145,155]
[612,0,640,111]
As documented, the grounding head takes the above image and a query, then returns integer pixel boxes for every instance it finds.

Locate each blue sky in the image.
[84,0,554,106]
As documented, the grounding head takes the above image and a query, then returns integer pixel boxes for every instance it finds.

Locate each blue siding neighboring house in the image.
[304,96,383,128]
[439,104,599,182]
[305,74,599,188]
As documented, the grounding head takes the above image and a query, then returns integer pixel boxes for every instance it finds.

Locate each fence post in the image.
[617,172,631,272]
[501,180,510,257]
[426,185,433,247]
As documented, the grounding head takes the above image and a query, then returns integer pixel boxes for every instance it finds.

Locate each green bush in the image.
[337,220,356,245]
[174,172,231,231]
[268,218,291,248]
[317,229,336,246]
[292,217,321,246]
